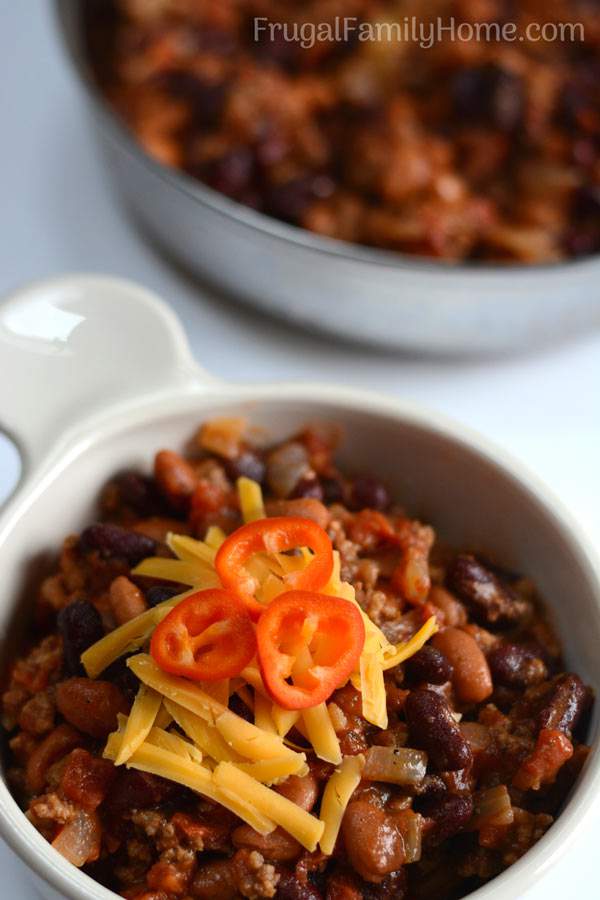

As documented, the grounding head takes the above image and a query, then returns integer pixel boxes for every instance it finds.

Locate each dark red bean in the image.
[416,792,474,845]
[404,646,453,686]
[447,555,531,627]
[321,477,345,505]
[348,476,390,512]
[538,674,590,736]
[161,70,228,127]
[145,584,185,607]
[105,769,175,817]
[114,471,159,516]
[404,689,473,772]
[81,523,156,565]
[277,873,323,900]
[452,63,524,132]
[225,450,266,485]
[265,175,335,224]
[488,643,547,688]
[103,654,141,702]
[58,600,104,676]
[291,474,324,501]
[205,148,255,199]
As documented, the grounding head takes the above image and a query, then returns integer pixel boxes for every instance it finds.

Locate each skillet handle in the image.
[0,275,214,482]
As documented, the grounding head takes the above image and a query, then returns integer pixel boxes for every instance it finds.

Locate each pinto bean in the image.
[447,555,531,627]
[231,824,302,861]
[154,450,199,506]
[428,586,467,627]
[341,800,404,882]
[488,643,547,688]
[432,628,493,704]
[404,689,473,772]
[538,674,590,736]
[265,498,330,530]
[26,724,82,794]
[191,859,237,900]
[56,678,128,739]
[275,772,319,811]
[109,576,148,625]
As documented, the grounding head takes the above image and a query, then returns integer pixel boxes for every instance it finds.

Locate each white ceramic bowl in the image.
[0,275,598,900]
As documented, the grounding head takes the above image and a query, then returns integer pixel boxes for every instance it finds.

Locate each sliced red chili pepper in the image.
[215,516,334,619]
[150,589,256,682]
[256,591,365,710]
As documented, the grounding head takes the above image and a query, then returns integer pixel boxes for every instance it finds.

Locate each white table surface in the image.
[1,3,599,897]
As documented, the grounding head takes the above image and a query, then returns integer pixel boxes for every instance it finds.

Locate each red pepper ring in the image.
[215,517,335,619]
[256,591,366,710]
[150,589,256,682]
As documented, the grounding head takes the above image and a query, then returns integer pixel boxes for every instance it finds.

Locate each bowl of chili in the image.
[0,275,599,900]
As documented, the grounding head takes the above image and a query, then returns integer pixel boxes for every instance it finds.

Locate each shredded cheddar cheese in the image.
[115,685,162,766]
[319,754,365,854]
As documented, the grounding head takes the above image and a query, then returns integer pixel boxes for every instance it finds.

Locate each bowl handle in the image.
[0,275,215,481]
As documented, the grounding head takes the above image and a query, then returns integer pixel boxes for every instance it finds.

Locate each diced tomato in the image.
[60,748,116,811]
[256,591,365,710]
[513,728,574,791]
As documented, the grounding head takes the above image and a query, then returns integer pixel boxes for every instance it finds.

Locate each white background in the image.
[1,3,599,896]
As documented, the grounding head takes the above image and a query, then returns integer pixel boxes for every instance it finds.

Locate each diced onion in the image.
[362,746,427,786]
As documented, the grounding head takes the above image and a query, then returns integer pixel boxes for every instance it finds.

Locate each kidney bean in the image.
[538,674,590,736]
[154,450,199,507]
[114,471,160,516]
[452,63,524,132]
[162,70,228,127]
[342,800,404,882]
[225,450,266,485]
[276,772,319,811]
[191,859,237,900]
[348,476,390,512]
[404,689,473,772]
[447,555,531,627]
[145,584,184,607]
[26,724,82,794]
[404,646,453,686]
[103,654,141,702]
[416,792,474,845]
[105,769,174,817]
[232,824,301,861]
[321,476,345,504]
[109,576,148,625]
[80,523,156,565]
[58,600,104,676]
[205,148,255,199]
[56,678,129,739]
[432,628,493,704]
[278,871,323,900]
[488,643,548,688]
[291,474,324,501]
